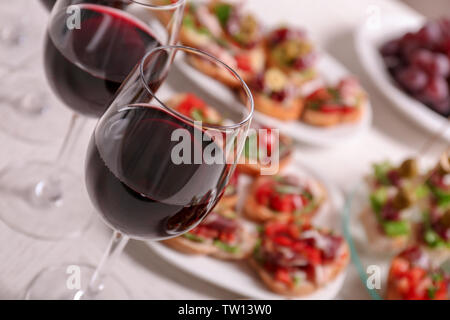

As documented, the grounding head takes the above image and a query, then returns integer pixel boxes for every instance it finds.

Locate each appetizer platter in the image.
[355,14,450,141]
[344,154,450,299]
[147,149,348,299]
[172,0,372,146]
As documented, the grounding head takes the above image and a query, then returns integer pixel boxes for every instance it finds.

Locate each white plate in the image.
[174,53,372,147]
[146,151,347,299]
[354,14,450,141]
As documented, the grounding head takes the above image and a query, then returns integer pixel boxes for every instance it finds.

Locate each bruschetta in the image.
[265,26,318,86]
[250,221,350,296]
[245,68,304,121]
[244,174,326,223]
[164,207,256,260]
[180,1,265,87]
[302,77,367,127]
[387,246,449,300]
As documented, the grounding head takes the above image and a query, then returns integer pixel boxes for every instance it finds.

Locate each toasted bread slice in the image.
[249,243,350,296]
[237,152,292,177]
[251,91,304,121]
[163,224,256,260]
[302,105,363,127]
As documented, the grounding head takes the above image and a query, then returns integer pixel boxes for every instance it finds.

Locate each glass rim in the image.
[131,0,186,10]
[139,45,254,131]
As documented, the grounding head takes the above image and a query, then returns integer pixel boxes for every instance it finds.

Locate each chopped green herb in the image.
[183,233,204,242]
[191,109,204,121]
[370,187,388,214]
[382,220,410,237]
[183,14,195,28]
[373,161,392,185]
[427,286,437,299]
[214,240,240,253]
[415,184,429,199]
[214,4,232,26]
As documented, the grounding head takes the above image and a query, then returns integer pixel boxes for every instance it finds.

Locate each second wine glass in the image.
[0,0,186,240]
[25,45,254,299]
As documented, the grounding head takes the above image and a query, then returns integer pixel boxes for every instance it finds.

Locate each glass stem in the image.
[30,113,87,207]
[74,231,129,300]
[30,113,86,208]
[54,113,87,170]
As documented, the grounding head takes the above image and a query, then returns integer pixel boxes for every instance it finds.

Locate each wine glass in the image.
[0,0,62,142]
[25,45,254,299]
[0,0,186,240]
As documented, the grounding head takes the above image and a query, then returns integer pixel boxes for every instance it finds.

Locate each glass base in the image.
[25,264,131,300]
[0,161,92,240]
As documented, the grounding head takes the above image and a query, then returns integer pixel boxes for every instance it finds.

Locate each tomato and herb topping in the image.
[183,209,241,253]
[427,161,450,208]
[369,187,414,237]
[389,246,449,300]
[305,78,366,113]
[254,222,345,287]
[420,210,450,248]
[174,93,222,124]
[251,68,296,103]
[268,27,316,71]
[254,176,318,216]
[210,1,262,49]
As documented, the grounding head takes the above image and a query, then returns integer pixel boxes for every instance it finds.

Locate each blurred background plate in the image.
[175,53,372,147]
[354,14,450,141]
[146,152,348,299]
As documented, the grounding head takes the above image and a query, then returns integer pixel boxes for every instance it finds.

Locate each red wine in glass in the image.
[44,4,161,117]
[85,105,230,239]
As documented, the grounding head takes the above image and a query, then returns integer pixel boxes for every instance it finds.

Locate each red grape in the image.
[421,76,449,103]
[410,49,450,76]
[395,66,428,92]
[417,21,443,48]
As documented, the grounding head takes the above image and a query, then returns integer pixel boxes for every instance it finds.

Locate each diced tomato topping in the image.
[304,246,322,265]
[391,258,409,277]
[219,232,235,243]
[176,93,206,117]
[270,193,296,213]
[273,235,293,246]
[307,87,330,101]
[235,54,253,72]
[407,267,426,284]
[255,182,273,206]
[192,225,219,239]
[275,268,292,285]
[264,222,288,237]
[435,281,448,300]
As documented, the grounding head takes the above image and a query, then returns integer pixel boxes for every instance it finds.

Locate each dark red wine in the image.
[85,105,230,239]
[44,4,161,117]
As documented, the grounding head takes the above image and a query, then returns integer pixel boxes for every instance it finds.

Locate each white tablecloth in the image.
[0,0,447,299]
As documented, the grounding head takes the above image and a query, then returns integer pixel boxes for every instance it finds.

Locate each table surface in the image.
[0,0,447,300]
